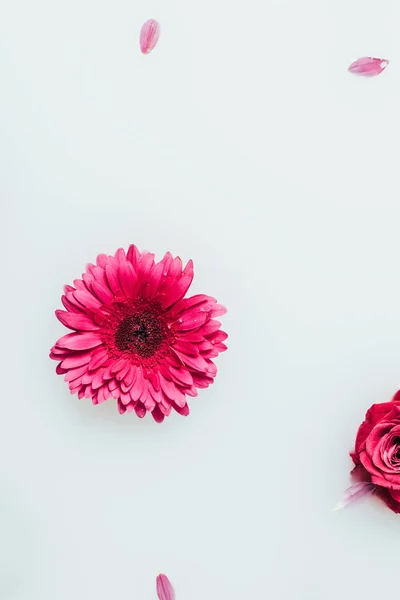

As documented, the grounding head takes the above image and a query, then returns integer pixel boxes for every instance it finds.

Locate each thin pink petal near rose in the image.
[348,57,389,77]
[140,19,160,55]
[334,482,375,511]
[156,574,175,600]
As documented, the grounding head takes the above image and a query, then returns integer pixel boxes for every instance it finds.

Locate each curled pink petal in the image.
[140,19,160,55]
[156,574,175,600]
[348,57,389,77]
[334,482,376,511]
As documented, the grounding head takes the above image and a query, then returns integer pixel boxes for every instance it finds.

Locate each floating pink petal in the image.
[156,574,175,600]
[140,19,160,55]
[348,57,389,77]
[334,482,375,511]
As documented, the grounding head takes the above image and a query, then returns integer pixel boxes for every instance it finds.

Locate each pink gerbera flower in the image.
[50,245,227,422]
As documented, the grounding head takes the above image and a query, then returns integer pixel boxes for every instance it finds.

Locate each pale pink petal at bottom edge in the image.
[156,574,175,600]
[348,57,389,76]
[334,481,375,510]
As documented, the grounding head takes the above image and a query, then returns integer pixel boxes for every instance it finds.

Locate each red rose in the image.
[351,391,400,513]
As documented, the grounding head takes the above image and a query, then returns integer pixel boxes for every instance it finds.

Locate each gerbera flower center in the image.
[101,298,174,366]
[114,311,165,358]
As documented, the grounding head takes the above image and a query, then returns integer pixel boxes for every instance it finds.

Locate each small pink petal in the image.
[156,574,175,600]
[140,19,160,55]
[348,57,389,77]
[334,482,375,511]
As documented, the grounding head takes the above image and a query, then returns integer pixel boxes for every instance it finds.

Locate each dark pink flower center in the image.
[115,311,165,357]
[101,298,175,366]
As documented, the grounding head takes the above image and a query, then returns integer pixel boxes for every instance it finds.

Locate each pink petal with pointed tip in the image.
[56,332,102,351]
[55,310,99,332]
[348,57,389,77]
[140,19,160,55]
[334,482,375,510]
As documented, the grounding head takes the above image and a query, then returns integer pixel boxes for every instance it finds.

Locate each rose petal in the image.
[156,574,175,600]
[334,482,375,510]
[140,19,161,55]
[348,56,389,77]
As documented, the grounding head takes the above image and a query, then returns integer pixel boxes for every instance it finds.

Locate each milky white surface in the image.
[1,0,400,598]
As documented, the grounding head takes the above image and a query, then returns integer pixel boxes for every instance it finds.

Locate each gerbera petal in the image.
[173,340,199,356]
[69,378,84,392]
[162,260,194,308]
[173,402,190,416]
[106,263,123,296]
[56,363,68,375]
[73,279,86,290]
[114,247,126,262]
[73,290,102,311]
[137,252,155,281]
[177,332,204,343]
[111,358,129,374]
[116,363,131,381]
[206,360,217,377]
[88,349,109,371]
[127,244,141,269]
[110,385,122,399]
[169,366,194,386]
[209,330,228,343]
[195,340,214,352]
[124,365,137,388]
[211,304,227,317]
[130,367,145,401]
[152,405,165,423]
[117,400,127,414]
[172,349,208,372]
[96,254,108,268]
[146,260,164,298]
[63,291,87,313]
[135,402,147,418]
[149,370,160,391]
[172,310,209,332]
[170,294,214,317]
[143,389,156,411]
[97,385,109,404]
[214,342,228,352]
[166,352,183,368]
[88,265,108,288]
[55,310,99,332]
[90,281,114,304]
[64,365,88,383]
[120,392,133,405]
[201,348,220,359]
[57,332,102,351]
[159,373,178,399]
[84,385,95,399]
[168,256,183,280]
[92,369,106,390]
[185,385,198,397]
[119,260,137,297]
[60,353,92,369]
[201,320,222,336]
[194,369,214,384]
[108,378,119,392]
[158,401,173,416]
